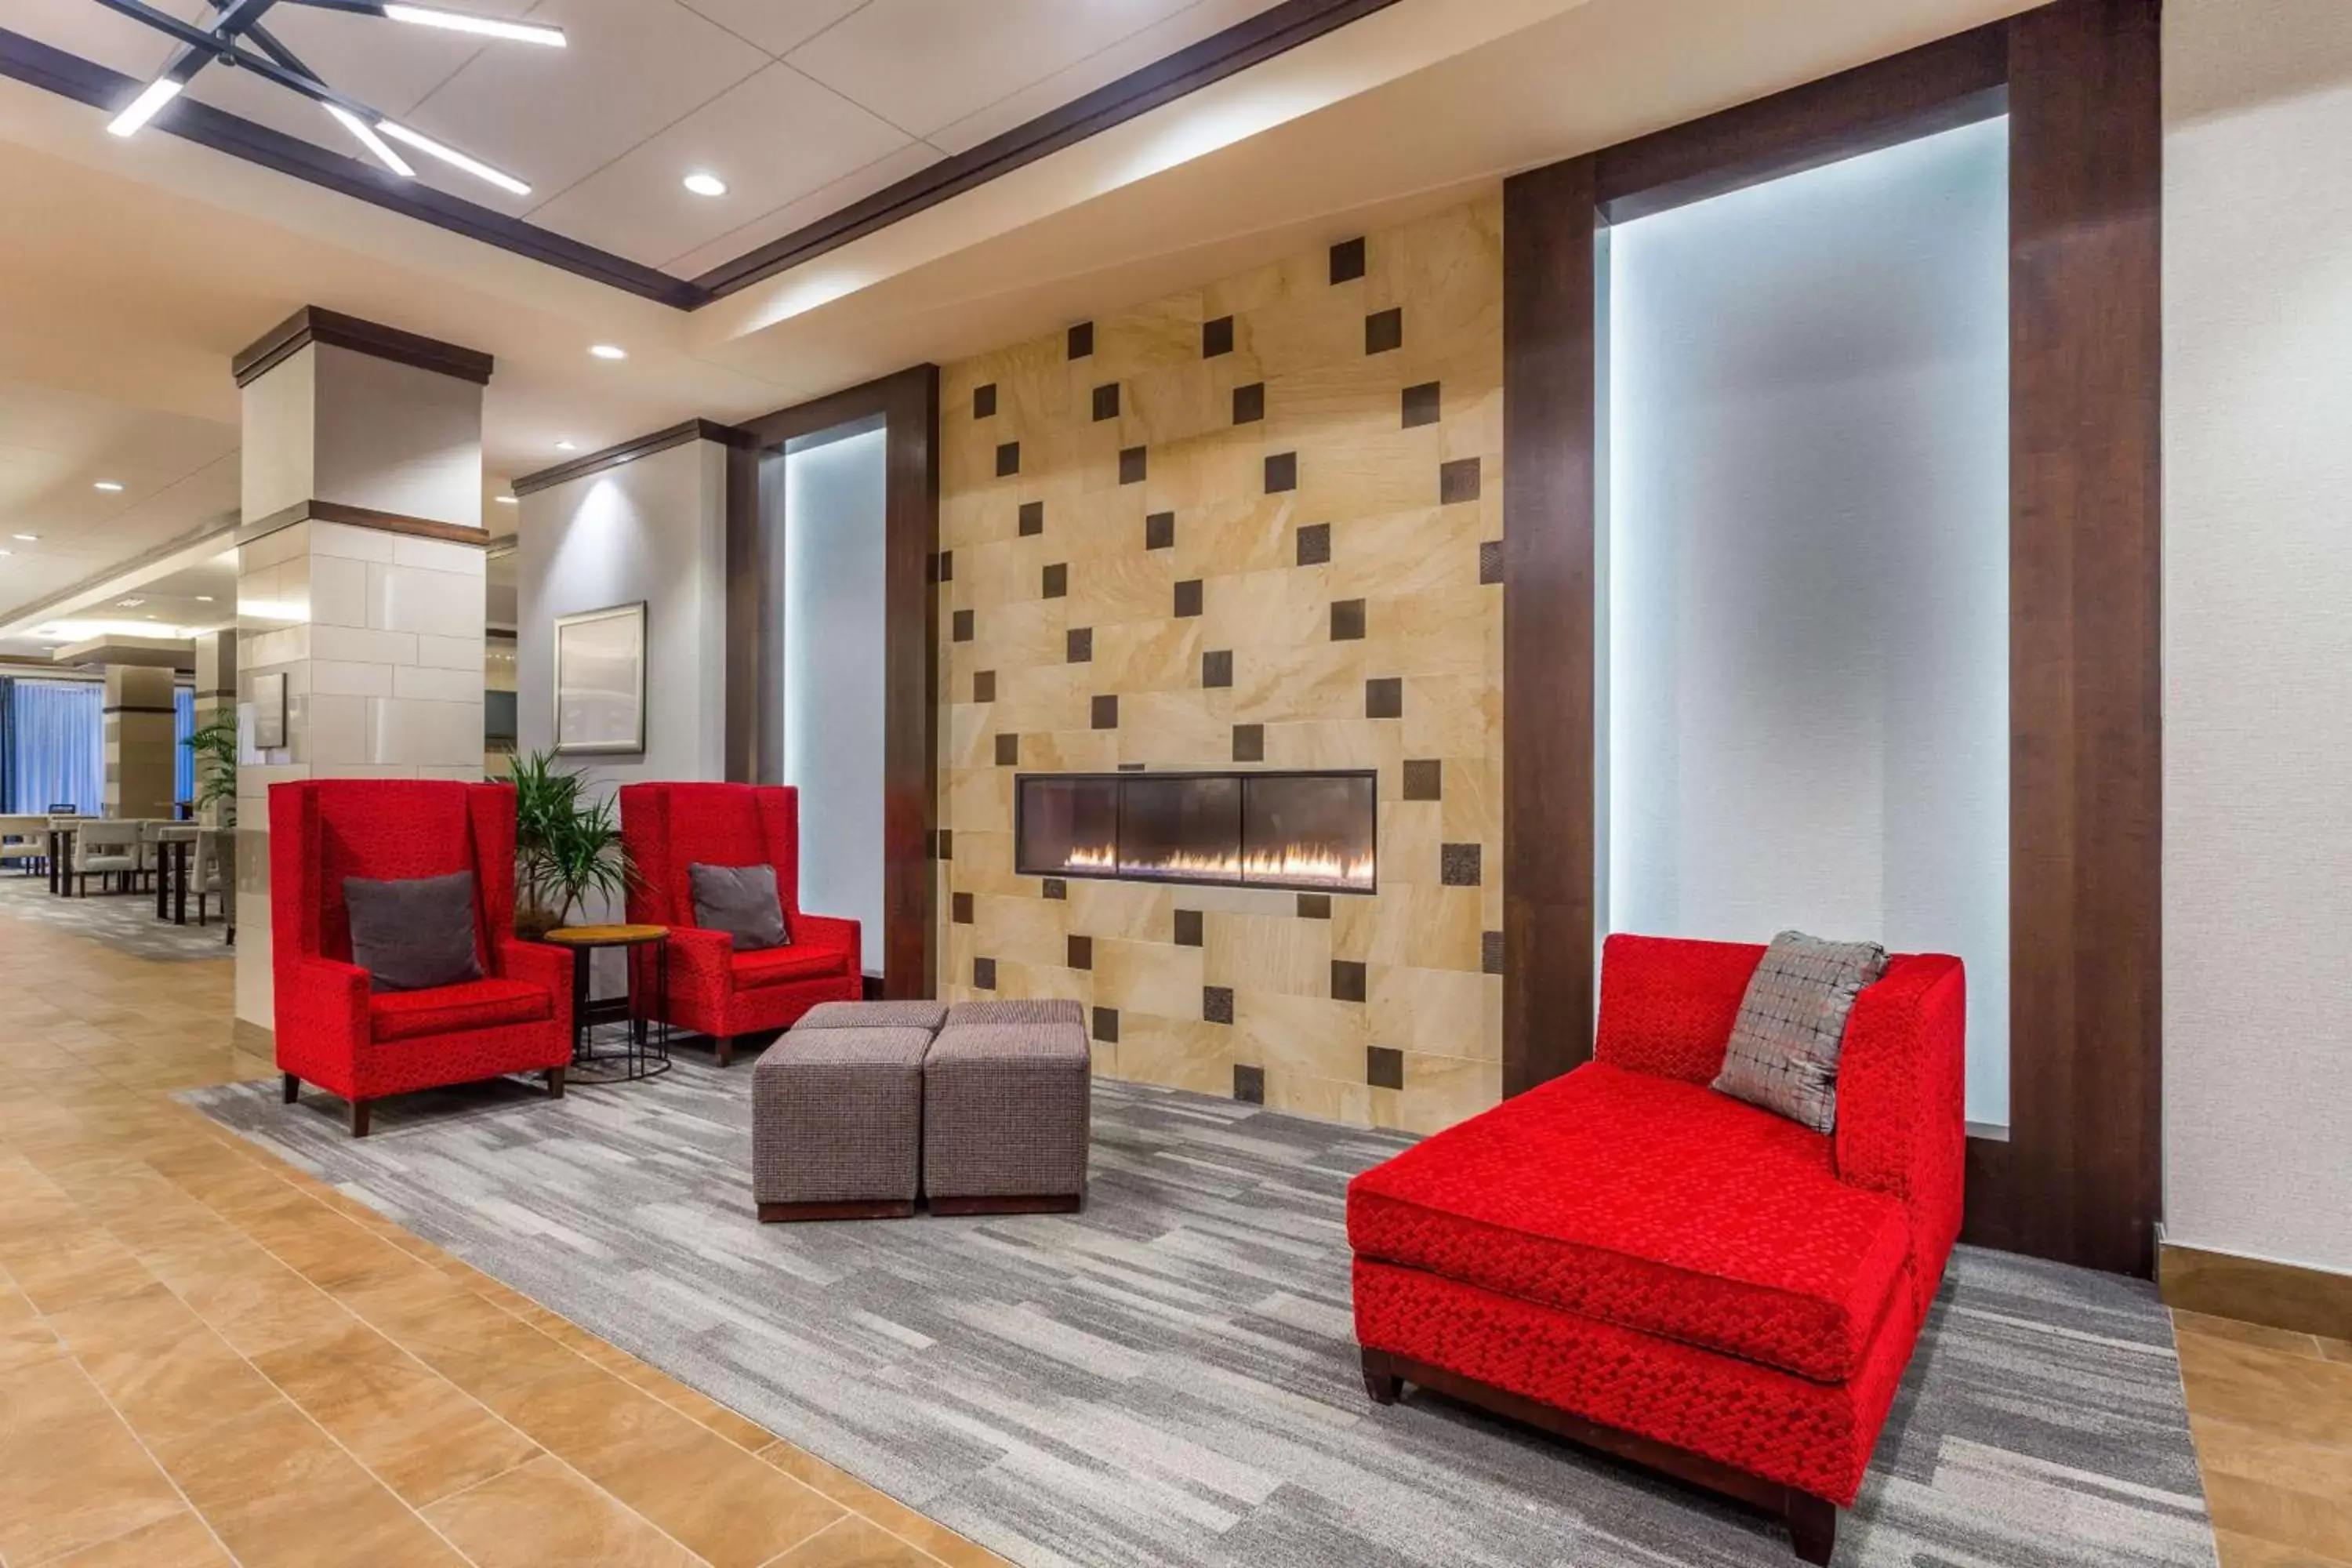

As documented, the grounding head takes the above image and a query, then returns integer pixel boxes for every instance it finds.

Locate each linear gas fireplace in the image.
[1016,770,1377,895]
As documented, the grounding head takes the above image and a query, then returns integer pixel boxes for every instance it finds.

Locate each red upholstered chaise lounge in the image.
[1348,934,1965,1563]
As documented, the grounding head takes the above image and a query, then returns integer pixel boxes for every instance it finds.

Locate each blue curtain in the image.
[6,679,103,814]
[174,685,195,807]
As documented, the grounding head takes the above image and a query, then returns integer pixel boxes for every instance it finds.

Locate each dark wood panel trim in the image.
[1998,0,2163,1278]
[0,27,700,310]
[2160,1240,2352,1341]
[101,704,180,716]
[510,419,754,497]
[728,366,941,1000]
[235,499,495,549]
[233,306,495,389]
[1593,24,2010,223]
[688,0,1407,300]
[1501,155,1599,1097]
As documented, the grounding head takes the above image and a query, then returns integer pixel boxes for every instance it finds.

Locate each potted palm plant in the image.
[501,749,634,937]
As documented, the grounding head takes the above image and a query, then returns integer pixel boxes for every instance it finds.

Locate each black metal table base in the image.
[565,938,673,1084]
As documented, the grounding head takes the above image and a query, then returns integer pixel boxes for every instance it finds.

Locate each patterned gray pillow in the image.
[1711,931,1889,1133]
[690,862,788,952]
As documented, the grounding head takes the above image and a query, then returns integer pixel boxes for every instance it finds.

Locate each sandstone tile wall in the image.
[935,196,1505,1134]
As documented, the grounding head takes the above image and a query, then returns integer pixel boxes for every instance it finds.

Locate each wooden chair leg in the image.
[716,1036,735,1068]
[281,1073,299,1105]
[1361,1349,1401,1406]
[1786,1494,1836,1566]
[350,1099,371,1138]
[546,1065,565,1099]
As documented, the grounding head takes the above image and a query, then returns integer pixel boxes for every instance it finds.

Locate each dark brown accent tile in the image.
[1202,649,1232,688]
[937,829,951,861]
[1366,307,1403,355]
[1232,724,1264,762]
[1093,1006,1118,1044]
[973,670,995,702]
[1068,935,1093,971]
[934,549,953,583]
[972,383,996,418]
[952,609,974,642]
[1403,759,1442,800]
[1265,452,1297,493]
[1441,843,1483,887]
[1367,1045,1405,1091]
[1174,579,1203,618]
[1043,878,1067,900]
[1403,381,1441,427]
[1018,500,1044,535]
[1296,522,1330,566]
[1118,762,1146,772]
[1233,1064,1265,1104]
[952,892,973,924]
[1203,986,1233,1025]
[1441,456,1482,503]
[1203,315,1235,357]
[1092,383,1120,421]
[1297,893,1332,920]
[1091,695,1118,729]
[1232,383,1265,424]
[994,733,1018,766]
[1120,446,1147,485]
[996,441,1020,477]
[1067,321,1093,358]
[1366,677,1403,719]
[1332,960,1367,1004]
[1479,539,1504,584]
[1174,909,1203,947]
[1145,510,1175,550]
[1330,599,1366,641]
[1330,236,1366,284]
[1066,627,1092,663]
[1483,930,1504,975]
[973,957,996,989]
[1042,562,1067,598]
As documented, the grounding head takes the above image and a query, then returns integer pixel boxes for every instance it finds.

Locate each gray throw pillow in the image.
[690,862,789,952]
[1711,930,1889,1134]
[343,871,483,994]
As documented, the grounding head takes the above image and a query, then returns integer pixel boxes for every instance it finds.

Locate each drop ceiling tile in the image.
[2,0,197,81]
[925,0,1288,155]
[785,0,1216,142]
[528,60,914,267]
[387,0,772,215]
[672,0,871,59]
[663,139,944,278]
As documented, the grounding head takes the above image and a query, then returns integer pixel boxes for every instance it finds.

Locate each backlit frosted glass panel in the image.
[1606,118,2011,1125]
[782,426,887,973]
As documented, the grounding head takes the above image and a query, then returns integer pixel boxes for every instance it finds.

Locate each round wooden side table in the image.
[541,924,672,1083]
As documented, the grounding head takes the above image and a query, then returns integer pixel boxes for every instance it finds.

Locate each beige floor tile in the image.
[254,1318,544,1506]
[2212,1524,2352,1568]
[767,1513,947,1566]
[2205,1470,2352,1564]
[0,1356,187,1565]
[757,1444,1006,1568]
[2175,1308,2326,1359]
[2178,1333,2352,1449]
[46,1281,287,1446]
[45,1509,235,1566]
[423,1454,702,1566]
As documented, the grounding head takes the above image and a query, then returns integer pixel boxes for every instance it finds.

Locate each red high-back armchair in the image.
[619,783,861,1065]
[271,779,573,1136]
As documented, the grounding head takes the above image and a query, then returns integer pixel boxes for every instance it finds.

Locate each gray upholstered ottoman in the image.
[945,998,1083,1029]
[796,1000,949,1031]
[923,1018,1091,1215]
[753,1025,929,1221]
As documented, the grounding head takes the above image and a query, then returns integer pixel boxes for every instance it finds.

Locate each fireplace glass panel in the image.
[1121,775,1243,882]
[1018,776,1119,877]
[1243,773,1377,891]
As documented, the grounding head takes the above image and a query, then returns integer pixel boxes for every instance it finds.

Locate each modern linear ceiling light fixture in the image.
[91,0,561,196]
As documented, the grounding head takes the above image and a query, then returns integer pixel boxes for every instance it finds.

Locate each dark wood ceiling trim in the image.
[232,306,495,388]
[510,419,754,496]
[0,26,702,310]
[236,498,495,549]
[687,0,1409,302]
[1592,22,2010,224]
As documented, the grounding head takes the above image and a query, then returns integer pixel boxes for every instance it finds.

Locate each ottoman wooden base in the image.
[759,1200,918,1223]
[928,1194,1083,1217]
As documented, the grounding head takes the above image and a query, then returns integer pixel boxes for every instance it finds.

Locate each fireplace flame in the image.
[1061,843,1374,891]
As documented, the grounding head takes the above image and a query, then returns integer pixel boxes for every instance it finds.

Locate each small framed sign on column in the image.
[552,601,648,756]
[251,671,286,750]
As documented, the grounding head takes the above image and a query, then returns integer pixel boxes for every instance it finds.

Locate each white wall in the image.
[2163,0,2352,1276]
[517,437,728,793]
[1604,118,2013,1127]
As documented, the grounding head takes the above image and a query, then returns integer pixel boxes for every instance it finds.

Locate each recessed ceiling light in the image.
[683,172,727,197]
[554,439,578,452]
[495,495,518,505]
[195,595,215,603]
[589,344,626,361]
[11,532,34,541]
[93,481,124,492]
[117,598,144,608]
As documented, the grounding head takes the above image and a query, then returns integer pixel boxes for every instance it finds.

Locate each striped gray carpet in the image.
[185,1057,2216,1568]
[0,869,231,962]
